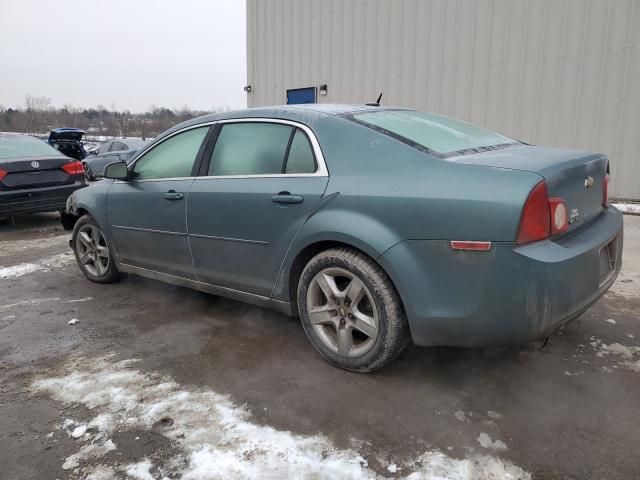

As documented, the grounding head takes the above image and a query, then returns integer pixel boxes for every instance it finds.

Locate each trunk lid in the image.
[0,156,79,190]
[48,128,85,142]
[450,145,608,233]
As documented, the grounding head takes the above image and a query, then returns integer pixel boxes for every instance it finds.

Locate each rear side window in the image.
[351,110,515,156]
[285,129,316,174]
[208,122,293,176]
[133,126,208,180]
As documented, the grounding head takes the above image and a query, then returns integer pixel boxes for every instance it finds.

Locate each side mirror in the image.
[104,161,129,180]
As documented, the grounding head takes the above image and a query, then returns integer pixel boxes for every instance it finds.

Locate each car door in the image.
[187,119,329,296]
[107,125,211,278]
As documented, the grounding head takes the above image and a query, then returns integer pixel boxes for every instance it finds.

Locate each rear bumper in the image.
[379,207,624,347]
[0,182,86,216]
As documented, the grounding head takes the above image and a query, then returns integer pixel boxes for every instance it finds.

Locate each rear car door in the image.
[106,125,211,278]
[187,119,329,296]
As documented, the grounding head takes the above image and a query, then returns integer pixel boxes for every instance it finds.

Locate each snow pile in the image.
[0,252,74,279]
[612,202,640,215]
[32,355,530,479]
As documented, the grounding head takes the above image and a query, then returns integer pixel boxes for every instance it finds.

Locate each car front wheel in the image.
[297,248,410,372]
[72,215,119,283]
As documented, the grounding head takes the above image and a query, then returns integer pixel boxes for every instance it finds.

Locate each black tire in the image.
[84,164,95,181]
[71,214,119,283]
[60,211,78,231]
[297,247,411,372]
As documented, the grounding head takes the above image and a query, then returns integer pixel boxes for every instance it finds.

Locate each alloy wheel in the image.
[76,224,110,277]
[306,267,379,358]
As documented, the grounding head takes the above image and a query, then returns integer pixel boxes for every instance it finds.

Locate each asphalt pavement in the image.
[0,212,638,479]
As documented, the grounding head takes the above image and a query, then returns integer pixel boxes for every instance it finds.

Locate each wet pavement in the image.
[0,212,639,479]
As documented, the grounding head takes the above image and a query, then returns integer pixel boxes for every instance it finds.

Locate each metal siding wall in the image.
[247,0,640,199]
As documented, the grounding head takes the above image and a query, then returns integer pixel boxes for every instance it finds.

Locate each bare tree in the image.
[24,95,52,133]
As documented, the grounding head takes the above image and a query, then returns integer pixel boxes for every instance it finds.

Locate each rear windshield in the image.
[351,110,516,156]
[0,135,64,159]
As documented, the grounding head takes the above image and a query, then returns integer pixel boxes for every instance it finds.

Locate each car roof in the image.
[159,104,410,141]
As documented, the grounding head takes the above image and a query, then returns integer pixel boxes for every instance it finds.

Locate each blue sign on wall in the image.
[286,87,317,104]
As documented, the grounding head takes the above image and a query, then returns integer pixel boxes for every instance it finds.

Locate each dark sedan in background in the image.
[0,134,86,228]
[83,138,149,180]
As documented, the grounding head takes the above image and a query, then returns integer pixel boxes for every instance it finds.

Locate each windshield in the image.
[351,110,516,156]
[0,135,65,159]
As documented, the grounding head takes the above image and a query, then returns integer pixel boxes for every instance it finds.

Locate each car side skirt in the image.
[116,262,294,316]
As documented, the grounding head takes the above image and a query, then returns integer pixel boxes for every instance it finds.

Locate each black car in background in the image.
[83,138,149,180]
[47,128,87,160]
[0,134,86,228]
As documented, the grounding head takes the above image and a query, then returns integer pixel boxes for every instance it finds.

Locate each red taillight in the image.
[603,173,609,207]
[516,181,551,245]
[62,161,84,175]
[549,197,568,235]
[0,169,7,180]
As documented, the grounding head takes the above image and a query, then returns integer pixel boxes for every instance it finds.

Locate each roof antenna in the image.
[366,92,383,107]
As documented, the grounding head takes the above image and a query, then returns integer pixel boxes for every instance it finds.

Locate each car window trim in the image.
[280,128,297,174]
[197,118,328,179]
[123,123,215,183]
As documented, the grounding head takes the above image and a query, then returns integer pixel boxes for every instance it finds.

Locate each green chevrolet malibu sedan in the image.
[65,105,623,372]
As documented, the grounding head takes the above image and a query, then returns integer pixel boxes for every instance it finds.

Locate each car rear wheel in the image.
[297,248,410,372]
[72,215,119,283]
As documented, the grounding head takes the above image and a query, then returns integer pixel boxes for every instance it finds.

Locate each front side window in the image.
[208,122,293,176]
[133,127,208,180]
[110,142,127,152]
[351,110,516,156]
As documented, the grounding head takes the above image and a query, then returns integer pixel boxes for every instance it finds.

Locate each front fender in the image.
[67,180,113,242]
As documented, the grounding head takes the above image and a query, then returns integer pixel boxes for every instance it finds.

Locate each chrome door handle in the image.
[271,192,303,204]
[164,190,184,200]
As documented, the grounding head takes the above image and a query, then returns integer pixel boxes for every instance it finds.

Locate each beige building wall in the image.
[247,0,640,199]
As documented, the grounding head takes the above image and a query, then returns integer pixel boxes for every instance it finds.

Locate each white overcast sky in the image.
[0,0,246,112]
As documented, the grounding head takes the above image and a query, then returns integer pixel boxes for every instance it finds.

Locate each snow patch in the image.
[31,355,530,479]
[126,459,155,480]
[85,464,117,480]
[591,339,640,374]
[454,410,468,422]
[65,296,94,303]
[71,424,87,438]
[612,202,640,215]
[477,433,508,451]
[68,318,79,325]
[486,411,503,420]
[0,252,73,279]
[604,319,616,325]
